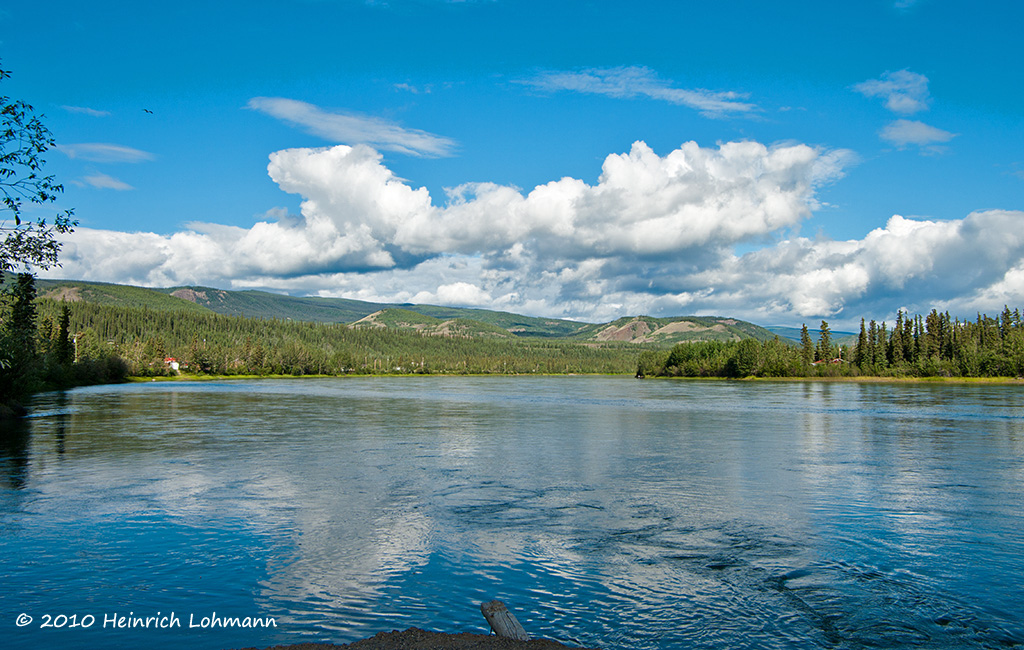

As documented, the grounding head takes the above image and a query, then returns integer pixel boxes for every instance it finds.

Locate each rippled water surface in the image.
[2,377,1024,649]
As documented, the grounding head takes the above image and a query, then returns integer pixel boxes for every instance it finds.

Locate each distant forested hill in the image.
[34,278,775,344]
[32,299,642,377]
[572,315,778,345]
[157,285,587,336]
[34,278,210,313]
[22,277,1024,381]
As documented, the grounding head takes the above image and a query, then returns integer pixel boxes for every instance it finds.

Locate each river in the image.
[1,376,1023,649]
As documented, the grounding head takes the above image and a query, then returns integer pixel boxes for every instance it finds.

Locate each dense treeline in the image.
[30,297,642,377]
[642,308,1024,379]
[637,337,804,379]
[1,275,127,412]
[7,270,1024,418]
[850,308,1024,377]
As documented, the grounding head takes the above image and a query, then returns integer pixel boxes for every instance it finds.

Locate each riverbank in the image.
[127,371,630,383]
[129,371,1024,386]
[244,628,599,650]
[738,374,1024,385]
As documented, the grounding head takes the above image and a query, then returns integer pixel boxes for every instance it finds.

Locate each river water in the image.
[1,377,1023,649]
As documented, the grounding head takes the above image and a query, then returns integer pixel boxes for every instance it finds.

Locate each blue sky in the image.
[3,0,1022,328]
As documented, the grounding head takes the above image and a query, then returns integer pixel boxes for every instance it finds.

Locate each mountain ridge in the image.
[32,278,780,346]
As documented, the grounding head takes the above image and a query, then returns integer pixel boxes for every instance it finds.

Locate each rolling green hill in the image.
[159,286,388,322]
[33,278,211,314]
[351,309,515,339]
[158,285,587,336]
[28,278,781,347]
[401,304,586,338]
[572,315,779,345]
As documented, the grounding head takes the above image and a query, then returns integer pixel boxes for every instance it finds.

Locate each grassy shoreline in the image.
[670,374,1024,385]
[126,371,633,383]
[126,372,1024,385]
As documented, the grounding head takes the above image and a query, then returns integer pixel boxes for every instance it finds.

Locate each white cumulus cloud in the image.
[261,139,849,264]
[680,210,1024,325]
[411,282,497,307]
[45,139,1024,328]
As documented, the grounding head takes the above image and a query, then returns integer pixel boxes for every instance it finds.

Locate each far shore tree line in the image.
[638,308,1024,379]
[4,295,641,383]
[3,283,1024,398]
[0,274,128,406]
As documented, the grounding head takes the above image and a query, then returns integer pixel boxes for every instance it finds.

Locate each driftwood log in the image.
[480,600,530,641]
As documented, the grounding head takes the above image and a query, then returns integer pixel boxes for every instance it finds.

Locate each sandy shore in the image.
[241,627,600,650]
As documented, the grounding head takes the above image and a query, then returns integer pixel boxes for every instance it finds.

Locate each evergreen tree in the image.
[816,320,833,362]
[7,272,37,357]
[941,311,954,360]
[914,315,925,361]
[800,324,814,366]
[878,321,888,369]
[855,318,867,368]
[903,314,916,363]
[0,272,38,401]
[55,302,72,364]
[924,309,941,359]
[868,320,878,368]
[1001,306,1014,339]
[889,310,905,365]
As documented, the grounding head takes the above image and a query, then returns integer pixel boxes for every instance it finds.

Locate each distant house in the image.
[164,357,181,372]
[811,357,846,366]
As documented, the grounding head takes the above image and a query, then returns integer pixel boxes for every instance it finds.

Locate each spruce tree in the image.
[878,321,888,369]
[889,311,905,365]
[855,318,867,368]
[868,320,878,367]
[55,302,72,365]
[800,324,814,366]
[816,320,833,362]
[8,272,37,356]
[1,272,38,401]
[903,314,915,363]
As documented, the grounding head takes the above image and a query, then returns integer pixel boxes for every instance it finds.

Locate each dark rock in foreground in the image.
[243,626,600,650]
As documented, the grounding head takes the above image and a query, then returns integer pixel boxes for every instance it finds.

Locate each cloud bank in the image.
[47,139,1024,327]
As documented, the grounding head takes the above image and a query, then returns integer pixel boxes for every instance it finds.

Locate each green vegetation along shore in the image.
[5,274,1024,417]
[639,310,1024,380]
[37,298,644,378]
